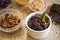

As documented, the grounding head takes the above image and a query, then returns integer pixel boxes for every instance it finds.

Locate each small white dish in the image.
[25,12,52,39]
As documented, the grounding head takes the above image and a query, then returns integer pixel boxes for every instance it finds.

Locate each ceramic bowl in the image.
[25,12,52,39]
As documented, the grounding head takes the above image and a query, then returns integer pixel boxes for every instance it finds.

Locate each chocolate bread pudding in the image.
[28,14,50,31]
[49,4,60,24]
[0,0,11,9]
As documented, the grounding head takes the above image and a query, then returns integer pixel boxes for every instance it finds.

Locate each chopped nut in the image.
[0,14,20,28]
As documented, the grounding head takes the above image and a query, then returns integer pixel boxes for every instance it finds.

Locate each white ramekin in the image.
[0,9,23,33]
[25,12,52,39]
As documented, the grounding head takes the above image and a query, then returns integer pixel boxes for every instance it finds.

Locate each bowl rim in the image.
[25,12,52,32]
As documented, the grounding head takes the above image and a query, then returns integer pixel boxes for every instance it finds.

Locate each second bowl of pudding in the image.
[0,0,12,10]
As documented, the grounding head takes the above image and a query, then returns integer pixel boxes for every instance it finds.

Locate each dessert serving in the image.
[28,13,49,31]
[25,12,52,39]
[0,0,11,9]
[16,0,30,6]
[49,4,60,24]
[28,0,47,12]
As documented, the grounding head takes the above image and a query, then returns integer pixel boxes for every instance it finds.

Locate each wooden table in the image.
[0,0,60,40]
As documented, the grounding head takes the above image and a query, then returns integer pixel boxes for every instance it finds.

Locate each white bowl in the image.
[0,9,23,33]
[25,12,52,39]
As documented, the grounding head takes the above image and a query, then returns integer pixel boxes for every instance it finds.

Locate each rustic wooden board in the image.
[0,0,60,40]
